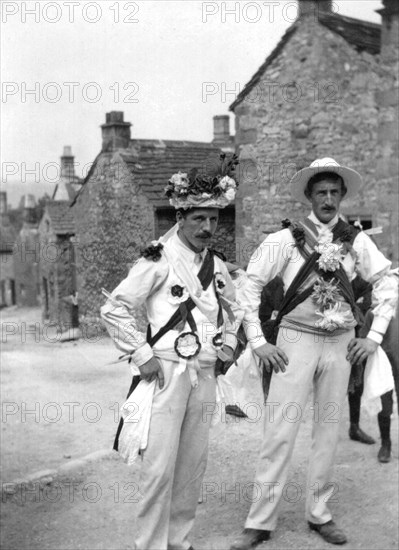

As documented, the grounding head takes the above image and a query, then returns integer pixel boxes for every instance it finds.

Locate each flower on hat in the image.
[165,153,239,209]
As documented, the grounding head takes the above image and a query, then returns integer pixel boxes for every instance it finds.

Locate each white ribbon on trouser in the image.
[118,350,217,465]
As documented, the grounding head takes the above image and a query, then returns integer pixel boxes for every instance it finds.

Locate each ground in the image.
[1,307,398,550]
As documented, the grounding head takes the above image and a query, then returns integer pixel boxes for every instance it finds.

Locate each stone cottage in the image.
[231,0,398,263]
[38,201,77,327]
[13,195,41,307]
[0,192,16,307]
[71,111,234,326]
[38,147,82,327]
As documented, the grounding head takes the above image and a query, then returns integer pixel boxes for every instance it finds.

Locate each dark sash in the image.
[113,249,216,451]
[261,218,360,400]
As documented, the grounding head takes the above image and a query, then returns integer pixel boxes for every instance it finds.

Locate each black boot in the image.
[349,422,375,444]
[377,415,392,463]
[378,440,392,463]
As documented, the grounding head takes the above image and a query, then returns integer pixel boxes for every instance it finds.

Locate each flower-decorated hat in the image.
[165,153,239,209]
[290,158,363,203]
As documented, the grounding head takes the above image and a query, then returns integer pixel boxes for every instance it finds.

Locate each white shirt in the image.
[242,211,398,348]
[101,232,243,367]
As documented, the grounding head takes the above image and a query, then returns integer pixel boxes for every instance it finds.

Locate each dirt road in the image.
[1,307,398,549]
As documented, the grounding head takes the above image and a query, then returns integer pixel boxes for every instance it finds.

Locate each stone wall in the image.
[0,253,15,306]
[233,16,397,261]
[375,8,399,263]
[73,152,155,329]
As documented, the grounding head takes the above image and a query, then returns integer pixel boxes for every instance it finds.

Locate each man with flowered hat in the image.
[231,158,398,549]
[101,153,243,550]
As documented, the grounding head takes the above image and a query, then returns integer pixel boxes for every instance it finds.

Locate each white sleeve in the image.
[353,233,398,342]
[100,257,169,367]
[242,229,293,349]
[216,259,245,351]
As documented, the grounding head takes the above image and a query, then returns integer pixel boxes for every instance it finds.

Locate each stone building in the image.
[71,111,234,326]
[13,195,41,307]
[38,201,77,327]
[0,192,16,307]
[231,0,398,263]
[37,146,82,327]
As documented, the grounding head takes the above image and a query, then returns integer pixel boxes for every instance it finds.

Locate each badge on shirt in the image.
[174,331,201,359]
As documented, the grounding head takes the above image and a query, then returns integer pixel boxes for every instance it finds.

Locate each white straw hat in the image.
[290,158,362,203]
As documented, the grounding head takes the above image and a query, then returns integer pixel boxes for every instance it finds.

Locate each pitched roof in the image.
[122,140,222,206]
[73,140,222,208]
[46,201,75,234]
[319,12,381,55]
[230,13,381,111]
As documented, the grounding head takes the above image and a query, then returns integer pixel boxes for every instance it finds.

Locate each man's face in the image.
[177,208,219,252]
[308,179,344,224]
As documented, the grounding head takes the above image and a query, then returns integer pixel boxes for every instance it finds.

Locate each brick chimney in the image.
[377,0,399,62]
[61,145,75,182]
[213,115,230,143]
[101,111,132,151]
[212,115,234,152]
[297,0,333,19]
[22,194,37,224]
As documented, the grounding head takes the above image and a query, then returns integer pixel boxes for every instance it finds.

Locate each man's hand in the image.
[254,343,289,373]
[347,337,378,367]
[139,357,165,388]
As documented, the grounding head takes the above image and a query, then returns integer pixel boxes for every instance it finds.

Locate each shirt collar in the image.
[173,231,207,262]
[308,210,339,231]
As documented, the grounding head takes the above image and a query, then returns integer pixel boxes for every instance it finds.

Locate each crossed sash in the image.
[261,218,360,399]
[114,248,224,451]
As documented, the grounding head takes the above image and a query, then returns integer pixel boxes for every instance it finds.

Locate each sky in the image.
[1,0,383,205]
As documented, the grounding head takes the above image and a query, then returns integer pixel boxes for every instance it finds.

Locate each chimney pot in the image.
[297,0,333,19]
[61,146,75,180]
[213,115,230,141]
[101,111,132,151]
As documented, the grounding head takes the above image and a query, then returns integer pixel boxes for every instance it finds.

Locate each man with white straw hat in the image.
[231,158,398,548]
[101,153,243,550]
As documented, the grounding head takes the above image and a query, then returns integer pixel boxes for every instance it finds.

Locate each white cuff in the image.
[370,315,390,336]
[366,330,383,345]
[250,336,267,350]
[131,343,154,368]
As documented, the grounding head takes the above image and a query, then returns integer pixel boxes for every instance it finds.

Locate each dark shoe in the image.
[230,528,271,550]
[309,520,347,545]
[378,439,392,463]
[349,424,375,445]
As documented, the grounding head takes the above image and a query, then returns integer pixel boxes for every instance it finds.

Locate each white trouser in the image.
[245,327,354,530]
[134,357,216,550]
